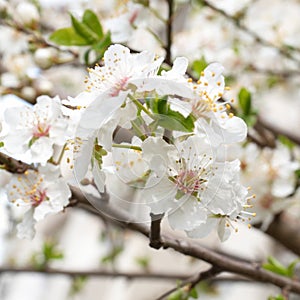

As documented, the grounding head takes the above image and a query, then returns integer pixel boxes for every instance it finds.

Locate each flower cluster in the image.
[0,95,73,238]
[234,143,299,229]
[69,44,251,241]
[1,39,298,242]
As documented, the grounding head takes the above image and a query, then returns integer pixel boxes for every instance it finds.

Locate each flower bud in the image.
[16,2,40,27]
[34,48,57,69]
[35,79,53,94]
[21,86,36,102]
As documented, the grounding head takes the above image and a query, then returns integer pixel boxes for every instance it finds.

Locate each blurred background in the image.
[0,0,300,299]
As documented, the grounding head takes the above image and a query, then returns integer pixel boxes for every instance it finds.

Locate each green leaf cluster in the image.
[49,9,111,64]
[278,135,295,150]
[263,256,300,278]
[146,96,195,132]
[69,276,88,296]
[167,287,198,300]
[31,241,64,270]
[101,245,123,265]
[237,87,257,126]
[135,256,150,270]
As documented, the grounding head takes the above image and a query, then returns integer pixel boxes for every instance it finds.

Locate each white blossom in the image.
[2,95,70,165]
[6,164,71,239]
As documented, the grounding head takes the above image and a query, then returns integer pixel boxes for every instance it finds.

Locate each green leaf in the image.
[243,114,257,127]
[155,110,194,132]
[135,256,150,270]
[167,290,184,300]
[92,32,112,56]
[83,32,111,65]
[287,258,300,277]
[82,9,103,38]
[263,256,291,277]
[69,276,88,296]
[146,96,195,132]
[31,241,64,270]
[101,246,123,264]
[49,27,90,46]
[189,287,198,299]
[192,56,208,78]
[0,141,4,147]
[43,241,64,261]
[278,135,295,150]
[268,294,285,300]
[238,87,252,116]
[71,14,99,44]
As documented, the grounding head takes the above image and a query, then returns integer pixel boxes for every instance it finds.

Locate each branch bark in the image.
[0,266,191,281]
[2,155,300,293]
[155,266,221,300]
[71,187,300,294]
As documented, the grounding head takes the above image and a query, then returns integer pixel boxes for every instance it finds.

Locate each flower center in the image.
[30,189,47,207]
[33,123,51,138]
[110,77,129,97]
[175,170,205,195]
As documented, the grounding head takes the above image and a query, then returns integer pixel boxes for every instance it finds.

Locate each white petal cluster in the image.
[1,95,71,165]
[67,44,250,241]
[236,143,299,229]
[6,164,71,239]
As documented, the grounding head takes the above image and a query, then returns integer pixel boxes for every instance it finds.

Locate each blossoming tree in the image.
[0,0,300,299]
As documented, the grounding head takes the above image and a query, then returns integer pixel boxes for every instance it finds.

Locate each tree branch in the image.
[149,213,164,249]
[165,0,174,65]
[0,266,191,281]
[257,117,300,146]
[154,266,221,300]
[201,0,300,67]
[71,187,300,294]
[2,155,300,293]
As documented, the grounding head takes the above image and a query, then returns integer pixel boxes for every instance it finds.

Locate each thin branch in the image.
[165,0,174,65]
[264,213,300,257]
[0,152,34,173]
[0,19,78,58]
[70,187,300,294]
[257,117,300,146]
[2,155,300,293]
[154,266,221,300]
[149,213,164,249]
[0,267,191,281]
[201,0,300,67]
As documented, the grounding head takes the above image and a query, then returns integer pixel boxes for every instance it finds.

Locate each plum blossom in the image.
[141,136,250,240]
[78,44,163,131]
[105,2,145,43]
[236,142,299,229]
[130,58,247,146]
[6,164,71,239]
[2,95,70,165]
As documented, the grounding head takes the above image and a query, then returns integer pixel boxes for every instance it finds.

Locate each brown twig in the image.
[154,266,221,300]
[2,155,300,293]
[201,0,300,67]
[149,213,164,249]
[70,187,300,293]
[165,0,174,65]
[257,117,300,146]
[0,266,192,281]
